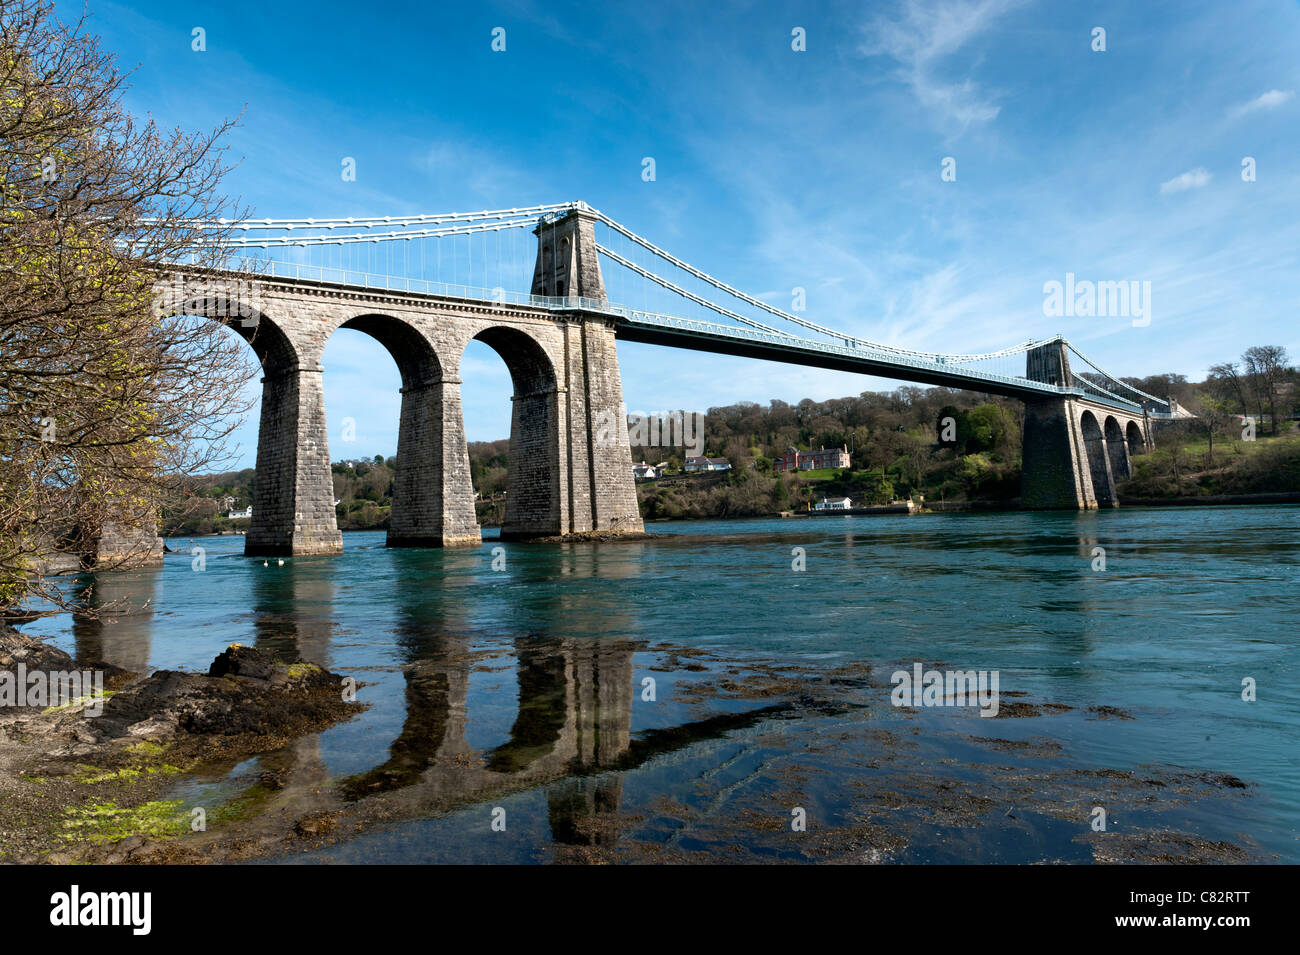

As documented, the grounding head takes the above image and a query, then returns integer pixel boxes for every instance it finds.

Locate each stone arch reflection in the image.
[249,560,336,667]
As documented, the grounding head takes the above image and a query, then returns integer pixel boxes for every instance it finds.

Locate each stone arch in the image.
[1126,420,1145,458]
[1079,410,1115,507]
[335,313,443,388]
[1103,415,1130,481]
[162,294,299,372]
[461,325,563,539]
[159,291,345,555]
[485,634,570,773]
[322,313,450,548]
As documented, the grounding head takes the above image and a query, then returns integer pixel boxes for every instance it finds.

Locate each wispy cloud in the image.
[1160,167,1211,194]
[860,0,1025,134]
[417,142,539,206]
[1231,88,1295,118]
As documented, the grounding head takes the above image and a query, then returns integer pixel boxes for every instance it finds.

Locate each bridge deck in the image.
[184,267,1153,415]
[609,312,1059,401]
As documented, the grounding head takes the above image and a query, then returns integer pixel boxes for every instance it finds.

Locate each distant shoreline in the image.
[164,491,1300,543]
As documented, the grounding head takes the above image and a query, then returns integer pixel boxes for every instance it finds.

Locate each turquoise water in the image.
[28,507,1300,862]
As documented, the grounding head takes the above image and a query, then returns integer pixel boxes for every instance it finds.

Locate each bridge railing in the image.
[238,258,612,311]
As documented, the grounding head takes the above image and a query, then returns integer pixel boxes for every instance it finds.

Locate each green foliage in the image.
[1120,427,1300,497]
[937,404,1007,454]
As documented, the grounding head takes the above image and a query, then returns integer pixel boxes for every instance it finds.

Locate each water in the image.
[26,507,1300,863]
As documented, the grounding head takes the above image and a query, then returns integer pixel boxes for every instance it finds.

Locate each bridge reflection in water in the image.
[65,542,791,852]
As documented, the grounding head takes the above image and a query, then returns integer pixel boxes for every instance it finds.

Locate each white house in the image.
[684,455,731,473]
[632,461,659,480]
[813,497,853,511]
[227,506,253,520]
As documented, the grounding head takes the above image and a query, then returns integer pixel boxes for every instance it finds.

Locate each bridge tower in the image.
[1020,338,1151,509]
[504,204,642,540]
[1020,339,1093,509]
[531,202,606,301]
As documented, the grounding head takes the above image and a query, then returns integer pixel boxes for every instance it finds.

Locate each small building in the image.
[813,496,853,511]
[227,506,252,520]
[632,461,658,480]
[684,456,731,473]
[774,446,850,472]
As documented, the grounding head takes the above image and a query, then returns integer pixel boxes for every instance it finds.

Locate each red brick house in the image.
[774,446,850,472]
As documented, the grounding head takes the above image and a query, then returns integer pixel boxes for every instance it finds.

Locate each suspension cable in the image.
[590,207,867,341]
[208,217,538,248]
[159,203,575,230]
[591,207,1046,362]
[167,199,1101,377]
[597,245,796,337]
[1066,343,1165,404]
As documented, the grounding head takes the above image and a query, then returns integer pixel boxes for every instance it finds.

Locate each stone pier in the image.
[1019,340,1156,509]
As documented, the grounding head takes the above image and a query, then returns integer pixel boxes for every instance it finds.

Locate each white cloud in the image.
[1160,167,1211,194]
[860,0,1025,133]
[1231,89,1295,118]
[418,141,538,206]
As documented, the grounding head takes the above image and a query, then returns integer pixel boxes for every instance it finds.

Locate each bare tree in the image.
[1241,346,1289,437]
[1,0,257,610]
[1207,362,1249,418]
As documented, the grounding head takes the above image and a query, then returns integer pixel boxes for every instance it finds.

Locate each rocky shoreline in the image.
[0,629,363,863]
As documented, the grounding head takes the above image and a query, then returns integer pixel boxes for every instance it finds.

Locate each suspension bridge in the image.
[139,201,1186,558]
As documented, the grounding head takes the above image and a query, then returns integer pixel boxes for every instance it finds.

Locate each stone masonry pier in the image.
[1020,340,1155,509]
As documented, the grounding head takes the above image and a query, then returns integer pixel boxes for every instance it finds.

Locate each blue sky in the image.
[69,0,1300,467]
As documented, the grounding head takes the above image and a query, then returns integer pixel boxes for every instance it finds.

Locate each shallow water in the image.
[27,506,1300,862]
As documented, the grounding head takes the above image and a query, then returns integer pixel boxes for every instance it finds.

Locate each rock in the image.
[86,646,354,744]
[124,714,178,738]
[0,628,76,673]
[293,812,336,839]
[1,626,137,692]
[0,637,363,865]
[208,644,280,681]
